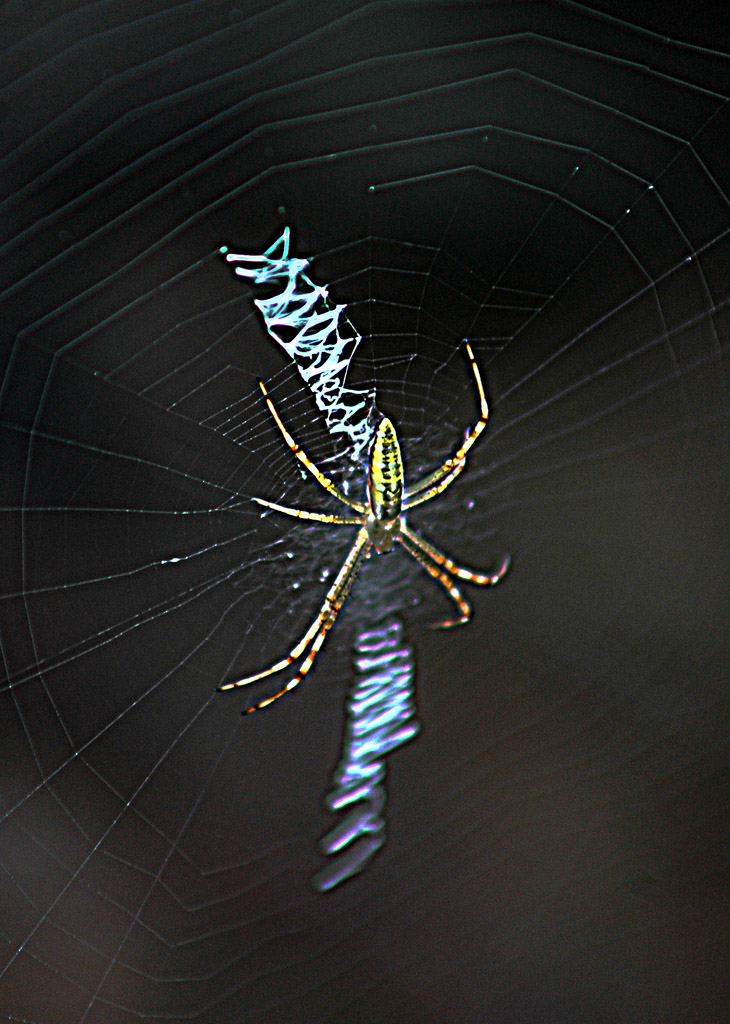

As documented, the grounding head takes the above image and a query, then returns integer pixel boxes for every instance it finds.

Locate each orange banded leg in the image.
[397,531,472,628]
[253,496,364,525]
[405,342,489,498]
[258,380,366,513]
[218,612,322,690]
[220,528,370,713]
[401,523,510,586]
[403,458,465,511]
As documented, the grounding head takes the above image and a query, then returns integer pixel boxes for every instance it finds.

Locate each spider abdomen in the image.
[368,417,404,522]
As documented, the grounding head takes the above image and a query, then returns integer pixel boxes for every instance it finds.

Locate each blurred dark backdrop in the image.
[1,2,729,1022]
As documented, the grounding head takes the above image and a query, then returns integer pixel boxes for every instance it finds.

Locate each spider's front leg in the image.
[257,379,366,513]
[403,341,490,503]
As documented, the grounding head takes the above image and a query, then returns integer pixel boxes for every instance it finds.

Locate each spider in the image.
[219,341,510,714]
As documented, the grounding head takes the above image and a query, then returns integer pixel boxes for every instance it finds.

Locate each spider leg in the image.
[219,528,371,713]
[258,380,367,513]
[397,530,472,628]
[403,458,465,510]
[405,342,490,498]
[401,522,510,586]
[253,496,364,525]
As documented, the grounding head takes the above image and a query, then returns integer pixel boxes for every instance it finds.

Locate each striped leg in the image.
[253,496,364,525]
[258,380,366,513]
[403,458,465,510]
[220,528,371,713]
[397,530,472,628]
[405,342,489,499]
[401,523,510,586]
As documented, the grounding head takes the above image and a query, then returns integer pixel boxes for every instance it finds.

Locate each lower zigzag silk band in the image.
[311,618,420,892]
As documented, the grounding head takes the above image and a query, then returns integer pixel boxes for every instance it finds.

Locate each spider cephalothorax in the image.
[218,342,509,714]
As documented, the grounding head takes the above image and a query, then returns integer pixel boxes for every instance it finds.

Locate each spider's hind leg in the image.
[219,527,371,714]
[398,523,509,628]
[401,523,510,587]
[397,531,472,628]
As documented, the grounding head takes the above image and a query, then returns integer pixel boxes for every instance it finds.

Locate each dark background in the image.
[2,2,730,1021]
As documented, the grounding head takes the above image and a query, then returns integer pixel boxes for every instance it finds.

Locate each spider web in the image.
[2,2,730,1022]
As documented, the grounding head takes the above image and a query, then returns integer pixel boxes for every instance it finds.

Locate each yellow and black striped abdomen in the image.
[368,417,404,521]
